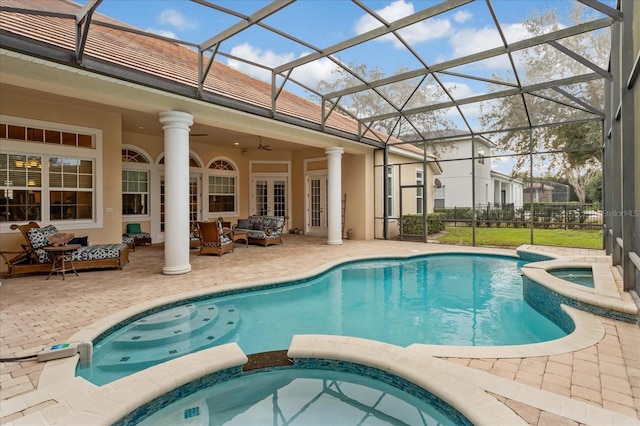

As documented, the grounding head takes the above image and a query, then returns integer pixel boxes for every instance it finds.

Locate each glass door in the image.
[252,176,287,218]
[307,175,328,235]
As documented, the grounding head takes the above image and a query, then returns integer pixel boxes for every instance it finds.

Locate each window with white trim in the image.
[1,118,99,225]
[0,153,95,222]
[208,159,237,215]
[386,165,394,217]
[0,153,42,222]
[122,149,150,216]
[416,169,424,214]
[49,157,94,220]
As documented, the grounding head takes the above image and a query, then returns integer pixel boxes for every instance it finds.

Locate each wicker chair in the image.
[196,221,234,256]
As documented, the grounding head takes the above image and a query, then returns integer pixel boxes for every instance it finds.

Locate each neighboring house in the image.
[429,134,524,209]
[491,171,524,208]
[523,180,570,203]
[0,0,436,274]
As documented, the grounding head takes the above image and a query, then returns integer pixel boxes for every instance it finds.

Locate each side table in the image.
[43,244,81,280]
[232,231,249,247]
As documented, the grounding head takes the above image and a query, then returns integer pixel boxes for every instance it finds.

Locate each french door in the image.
[306,175,328,236]
[160,176,200,233]
[252,176,287,218]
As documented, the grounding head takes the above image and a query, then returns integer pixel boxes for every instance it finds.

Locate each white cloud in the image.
[145,28,177,39]
[453,10,472,24]
[442,81,476,99]
[293,58,341,88]
[491,156,517,174]
[448,23,530,70]
[354,0,452,48]
[226,43,339,89]
[157,9,198,31]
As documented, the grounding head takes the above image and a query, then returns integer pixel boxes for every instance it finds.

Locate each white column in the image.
[159,111,193,275]
[326,146,344,245]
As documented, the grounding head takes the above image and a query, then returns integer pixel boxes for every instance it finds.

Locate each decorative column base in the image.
[162,264,192,275]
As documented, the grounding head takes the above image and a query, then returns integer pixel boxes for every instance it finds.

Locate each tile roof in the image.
[0,0,407,148]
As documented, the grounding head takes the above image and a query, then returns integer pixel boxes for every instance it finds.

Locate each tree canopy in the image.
[479,3,605,203]
[315,63,455,144]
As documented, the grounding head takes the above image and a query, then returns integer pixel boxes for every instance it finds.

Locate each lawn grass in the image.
[432,226,603,249]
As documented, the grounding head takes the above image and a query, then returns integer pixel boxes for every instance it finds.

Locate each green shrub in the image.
[434,207,473,221]
[401,213,445,235]
[427,213,446,234]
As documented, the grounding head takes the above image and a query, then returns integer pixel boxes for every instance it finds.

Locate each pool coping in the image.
[5,335,639,426]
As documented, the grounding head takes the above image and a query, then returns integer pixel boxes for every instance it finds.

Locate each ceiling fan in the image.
[257,136,272,151]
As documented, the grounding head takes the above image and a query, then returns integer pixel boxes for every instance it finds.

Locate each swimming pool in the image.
[77,253,568,385]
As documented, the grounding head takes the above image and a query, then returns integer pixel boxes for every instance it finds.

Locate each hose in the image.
[0,354,38,362]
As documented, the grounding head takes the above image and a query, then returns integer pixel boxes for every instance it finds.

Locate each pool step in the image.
[111,304,221,348]
[96,303,239,372]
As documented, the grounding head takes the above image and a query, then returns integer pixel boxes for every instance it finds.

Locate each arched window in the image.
[158,154,201,168]
[208,159,237,216]
[122,148,151,216]
[122,149,149,163]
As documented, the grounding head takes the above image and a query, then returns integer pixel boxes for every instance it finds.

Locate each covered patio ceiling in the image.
[0,0,621,147]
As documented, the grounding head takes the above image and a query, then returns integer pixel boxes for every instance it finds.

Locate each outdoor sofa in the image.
[232,215,287,246]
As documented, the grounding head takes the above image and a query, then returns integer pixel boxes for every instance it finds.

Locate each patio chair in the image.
[196,221,234,256]
[2,222,129,277]
[0,224,43,277]
[124,223,152,246]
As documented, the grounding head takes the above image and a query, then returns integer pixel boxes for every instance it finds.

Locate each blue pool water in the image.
[548,268,595,288]
[77,254,567,385]
[136,368,466,426]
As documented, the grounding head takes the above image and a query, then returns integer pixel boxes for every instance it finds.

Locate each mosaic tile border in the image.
[293,358,472,426]
[523,275,637,324]
[111,366,243,426]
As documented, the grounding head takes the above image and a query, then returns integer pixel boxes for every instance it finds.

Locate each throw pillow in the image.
[267,220,278,229]
[27,225,58,249]
[127,223,142,233]
[237,219,251,229]
[251,222,264,231]
[70,236,89,246]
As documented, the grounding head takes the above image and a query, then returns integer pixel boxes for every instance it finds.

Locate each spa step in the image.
[96,304,239,372]
[111,303,226,348]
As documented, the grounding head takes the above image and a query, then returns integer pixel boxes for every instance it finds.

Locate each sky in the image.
[79,0,613,174]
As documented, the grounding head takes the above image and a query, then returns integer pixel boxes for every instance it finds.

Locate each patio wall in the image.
[0,86,124,248]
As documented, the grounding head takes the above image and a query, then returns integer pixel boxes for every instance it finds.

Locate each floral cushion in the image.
[126,232,151,239]
[73,244,127,261]
[201,233,233,248]
[34,243,127,264]
[27,225,59,249]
